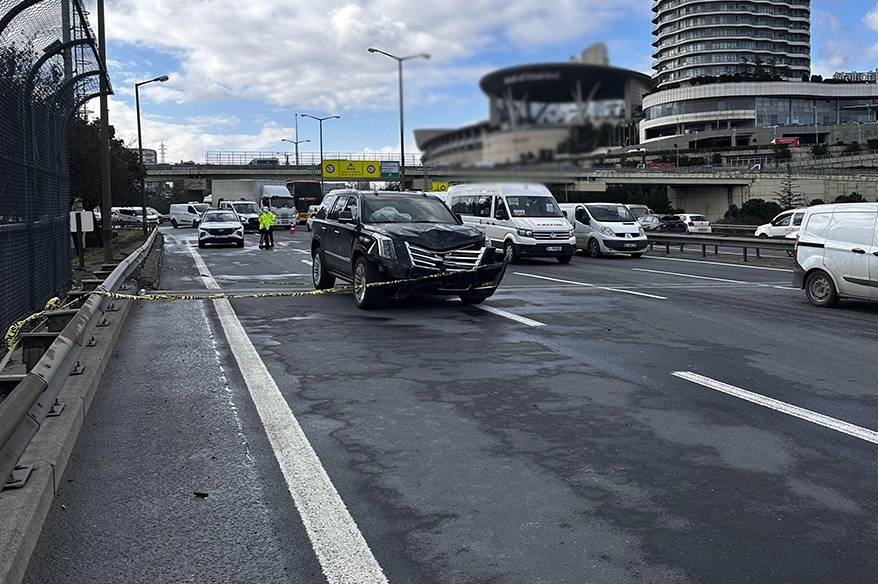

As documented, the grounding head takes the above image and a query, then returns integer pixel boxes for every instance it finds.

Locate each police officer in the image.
[258,206,276,248]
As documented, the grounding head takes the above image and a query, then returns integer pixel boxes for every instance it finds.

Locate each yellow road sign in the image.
[323,160,380,179]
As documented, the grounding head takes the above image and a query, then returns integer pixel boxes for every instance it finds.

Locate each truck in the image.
[287,180,324,223]
[771,137,800,146]
[210,180,297,228]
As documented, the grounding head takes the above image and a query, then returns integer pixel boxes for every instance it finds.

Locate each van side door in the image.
[822,209,877,299]
[573,206,590,249]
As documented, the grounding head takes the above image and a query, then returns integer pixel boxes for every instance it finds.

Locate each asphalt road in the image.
[24,225,878,583]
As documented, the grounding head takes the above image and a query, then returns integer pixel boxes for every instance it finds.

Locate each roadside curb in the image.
[0,293,133,584]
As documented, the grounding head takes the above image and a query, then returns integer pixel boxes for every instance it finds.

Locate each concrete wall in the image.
[483,127,571,164]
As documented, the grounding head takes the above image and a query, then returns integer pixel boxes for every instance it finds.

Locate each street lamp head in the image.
[154,75,169,83]
[368,47,378,53]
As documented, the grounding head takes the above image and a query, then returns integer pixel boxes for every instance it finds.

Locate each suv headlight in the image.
[516,228,534,237]
[600,226,615,236]
[373,233,397,259]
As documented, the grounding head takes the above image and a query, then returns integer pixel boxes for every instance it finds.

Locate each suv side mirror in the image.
[495,208,508,221]
[338,209,355,223]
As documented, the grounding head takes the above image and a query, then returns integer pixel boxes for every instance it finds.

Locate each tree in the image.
[773,164,808,209]
[811,143,828,156]
[68,116,141,210]
[834,192,866,203]
[721,199,783,225]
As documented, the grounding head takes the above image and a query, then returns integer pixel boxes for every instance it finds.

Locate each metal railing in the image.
[646,232,795,260]
[0,229,159,487]
[201,151,424,167]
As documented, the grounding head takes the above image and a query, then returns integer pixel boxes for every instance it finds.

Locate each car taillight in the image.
[687,221,694,226]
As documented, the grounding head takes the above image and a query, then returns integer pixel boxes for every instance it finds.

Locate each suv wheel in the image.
[805,270,839,308]
[587,238,602,258]
[353,256,383,310]
[312,247,336,289]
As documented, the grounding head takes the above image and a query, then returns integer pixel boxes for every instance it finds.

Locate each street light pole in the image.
[135,74,169,238]
[813,105,819,145]
[281,138,310,166]
[368,47,430,190]
[301,114,340,194]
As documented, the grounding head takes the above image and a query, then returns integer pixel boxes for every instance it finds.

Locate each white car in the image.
[755,208,807,238]
[305,204,321,231]
[677,213,712,234]
[197,209,245,248]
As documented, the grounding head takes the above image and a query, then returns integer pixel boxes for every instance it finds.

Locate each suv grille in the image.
[406,243,485,271]
[205,227,236,235]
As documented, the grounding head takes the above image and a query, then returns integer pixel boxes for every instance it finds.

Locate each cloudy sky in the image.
[89,0,878,163]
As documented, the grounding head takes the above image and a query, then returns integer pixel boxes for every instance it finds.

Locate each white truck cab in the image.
[445,183,575,264]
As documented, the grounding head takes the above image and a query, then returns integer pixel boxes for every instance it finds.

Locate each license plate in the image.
[546,246,562,252]
[623,243,636,248]
[214,235,227,238]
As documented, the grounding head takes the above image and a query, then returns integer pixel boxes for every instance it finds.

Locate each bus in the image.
[287,180,324,223]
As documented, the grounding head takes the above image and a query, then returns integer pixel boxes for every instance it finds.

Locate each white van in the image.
[218,199,261,232]
[445,183,575,263]
[755,208,807,238]
[559,203,648,258]
[793,202,878,307]
[169,202,209,228]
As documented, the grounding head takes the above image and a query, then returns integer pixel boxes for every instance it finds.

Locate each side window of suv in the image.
[327,195,349,220]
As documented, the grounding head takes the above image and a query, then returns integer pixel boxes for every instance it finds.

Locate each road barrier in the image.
[646,233,796,261]
[0,229,160,489]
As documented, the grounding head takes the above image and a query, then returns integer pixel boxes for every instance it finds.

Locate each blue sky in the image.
[89,1,878,163]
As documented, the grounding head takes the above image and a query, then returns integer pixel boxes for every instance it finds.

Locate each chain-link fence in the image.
[0,0,109,337]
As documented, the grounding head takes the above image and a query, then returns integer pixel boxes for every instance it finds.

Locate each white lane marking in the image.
[188,247,388,584]
[302,259,313,266]
[643,255,792,272]
[513,272,667,300]
[632,267,746,284]
[465,302,546,327]
[673,371,878,445]
[633,268,797,291]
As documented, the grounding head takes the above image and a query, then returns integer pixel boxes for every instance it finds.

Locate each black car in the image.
[639,214,688,233]
[311,191,507,309]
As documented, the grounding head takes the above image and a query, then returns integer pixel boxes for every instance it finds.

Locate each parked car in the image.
[305,205,321,231]
[197,209,245,248]
[639,214,687,233]
[111,206,160,228]
[677,213,712,234]
[147,207,164,224]
[793,203,878,307]
[626,204,654,220]
[755,208,807,238]
[311,191,506,309]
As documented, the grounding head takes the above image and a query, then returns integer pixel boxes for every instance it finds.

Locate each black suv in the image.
[311,191,507,309]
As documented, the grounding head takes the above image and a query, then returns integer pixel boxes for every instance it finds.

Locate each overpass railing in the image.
[202,151,423,167]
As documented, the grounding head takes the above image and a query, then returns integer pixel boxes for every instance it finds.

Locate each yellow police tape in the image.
[4,297,66,351]
[4,265,499,349]
[98,265,495,302]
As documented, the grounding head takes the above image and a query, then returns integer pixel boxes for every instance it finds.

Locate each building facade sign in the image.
[833,70,878,82]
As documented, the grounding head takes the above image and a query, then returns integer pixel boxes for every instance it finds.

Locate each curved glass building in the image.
[652,0,811,88]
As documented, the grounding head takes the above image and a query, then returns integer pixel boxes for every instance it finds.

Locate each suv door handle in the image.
[852,248,866,254]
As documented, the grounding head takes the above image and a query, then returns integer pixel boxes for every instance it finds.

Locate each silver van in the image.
[793,203,878,307]
[559,203,648,258]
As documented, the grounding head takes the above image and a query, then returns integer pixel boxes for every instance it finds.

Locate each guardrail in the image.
[0,229,159,486]
[646,233,795,261]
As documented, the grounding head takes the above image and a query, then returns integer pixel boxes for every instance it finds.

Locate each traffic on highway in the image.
[23,208,878,583]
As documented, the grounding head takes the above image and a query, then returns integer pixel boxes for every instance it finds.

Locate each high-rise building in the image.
[651,0,811,88]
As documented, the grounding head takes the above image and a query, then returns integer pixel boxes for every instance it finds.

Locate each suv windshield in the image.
[204,211,238,223]
[505,195,562,218]
[362,197,457,224]
[586,204,636,222]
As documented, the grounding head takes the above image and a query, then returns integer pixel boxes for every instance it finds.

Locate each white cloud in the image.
[100,0,640,111]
